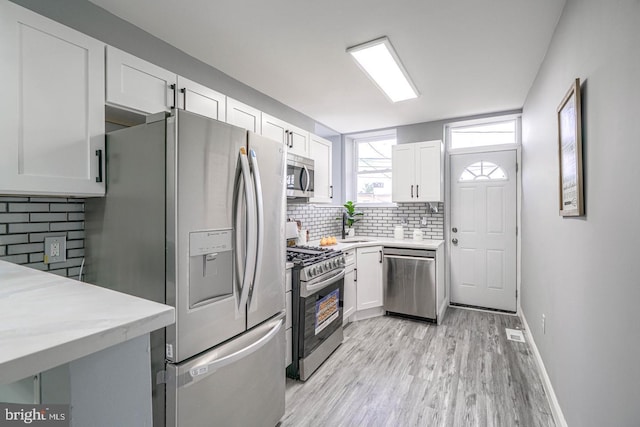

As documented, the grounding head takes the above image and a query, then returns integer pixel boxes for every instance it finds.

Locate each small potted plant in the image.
[339,201,364,237]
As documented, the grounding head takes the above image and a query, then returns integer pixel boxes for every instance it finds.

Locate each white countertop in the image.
[0,261,175,385]
[308,236,444,251]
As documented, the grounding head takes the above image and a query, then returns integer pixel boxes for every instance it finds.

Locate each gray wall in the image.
[521,0,640,426]
[397,109,521,144]
[10,0,337,137]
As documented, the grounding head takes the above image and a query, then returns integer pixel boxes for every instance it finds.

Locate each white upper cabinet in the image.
[106,46,177,114]
[392,140,443,202]
[392,144,415,201]
[227,97,262,133]
[177,76,226,121]
[261,114,310,157]
[415,141,443,201]
[309,134,333,203]
[0,1,105,196]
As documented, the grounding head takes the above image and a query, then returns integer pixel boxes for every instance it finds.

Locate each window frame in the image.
[346,130,397,206]
[445,114,522,154]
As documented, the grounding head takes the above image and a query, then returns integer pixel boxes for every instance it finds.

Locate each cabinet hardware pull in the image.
[411,185,414,198]
[379,250,382,263]
[354,269,357,281]
[95,149,103,183]
[284,130,289,147]
[330,185,333,198]
[170,84,176,109]
[180,88,187,110]
[289,131,293,148]
[416,184,419,198]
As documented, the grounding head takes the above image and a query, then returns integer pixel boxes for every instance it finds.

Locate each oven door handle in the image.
[304,269,345,294]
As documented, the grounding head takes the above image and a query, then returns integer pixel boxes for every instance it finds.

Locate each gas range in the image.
[286,246,345,281]
[286,245,346,381]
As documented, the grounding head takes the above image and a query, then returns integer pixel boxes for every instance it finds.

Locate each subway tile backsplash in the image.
[287,202,444,241]
[0,196,85,278]
[2,196,443,277]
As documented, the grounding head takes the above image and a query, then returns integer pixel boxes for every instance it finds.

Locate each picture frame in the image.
[557,78,584,216]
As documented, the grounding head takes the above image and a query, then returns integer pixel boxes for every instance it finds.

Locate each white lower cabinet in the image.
[343,268,356,321]
[342,249,356,325]
[0,1,105,196]
[356,246,384,311]
[285,267,292,367]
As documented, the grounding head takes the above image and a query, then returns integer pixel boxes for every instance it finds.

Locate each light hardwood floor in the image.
[282,308,554,427]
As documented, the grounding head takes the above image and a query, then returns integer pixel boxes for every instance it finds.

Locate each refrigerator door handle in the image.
[184,318,284,385]
[248,149,264,308]
[237,148,257,310]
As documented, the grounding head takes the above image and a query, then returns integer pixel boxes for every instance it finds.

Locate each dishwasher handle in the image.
[383,247,436,258]
[383,254,435,261]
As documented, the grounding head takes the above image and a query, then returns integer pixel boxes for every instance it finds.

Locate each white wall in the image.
[521,1,640,425]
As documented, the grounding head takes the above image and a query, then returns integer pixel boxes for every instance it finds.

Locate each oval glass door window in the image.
[459,161,507,182]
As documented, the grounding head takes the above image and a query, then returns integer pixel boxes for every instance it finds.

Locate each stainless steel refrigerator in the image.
[85,109,286,427]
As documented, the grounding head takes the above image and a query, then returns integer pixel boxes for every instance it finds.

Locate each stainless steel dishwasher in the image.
[383,247,436,320]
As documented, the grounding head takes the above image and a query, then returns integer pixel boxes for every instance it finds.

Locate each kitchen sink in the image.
[338,238,374,243]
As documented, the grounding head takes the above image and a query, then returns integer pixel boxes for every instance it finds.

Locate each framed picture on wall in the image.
[557,78,584,216]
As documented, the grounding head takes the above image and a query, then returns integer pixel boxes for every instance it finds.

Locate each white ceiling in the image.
[89,0,565,134]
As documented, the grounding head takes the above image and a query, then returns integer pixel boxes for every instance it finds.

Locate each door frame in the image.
[443,115,522,315]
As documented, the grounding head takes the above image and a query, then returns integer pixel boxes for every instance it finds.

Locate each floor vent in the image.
[505,328,525,343]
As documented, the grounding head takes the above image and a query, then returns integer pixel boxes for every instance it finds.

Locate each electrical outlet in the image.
[542,314,546,334]
[44,235,66,264]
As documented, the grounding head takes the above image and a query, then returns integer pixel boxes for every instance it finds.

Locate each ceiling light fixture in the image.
[346,36,419,103]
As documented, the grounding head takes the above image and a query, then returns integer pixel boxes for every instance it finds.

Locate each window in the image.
[353,135,396,203]
[449,117,518,150]
[459,161,507,181]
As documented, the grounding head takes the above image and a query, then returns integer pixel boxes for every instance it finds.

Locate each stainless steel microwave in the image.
[286,153,314,198]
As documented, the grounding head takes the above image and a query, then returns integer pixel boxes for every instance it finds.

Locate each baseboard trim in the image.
[519,312,568,427]
[351,307,384,322]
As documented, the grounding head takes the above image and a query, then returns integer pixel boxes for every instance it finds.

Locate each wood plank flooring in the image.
[281,308,554,427]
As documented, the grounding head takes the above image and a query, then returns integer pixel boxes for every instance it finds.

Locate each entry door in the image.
[450,150,516,312]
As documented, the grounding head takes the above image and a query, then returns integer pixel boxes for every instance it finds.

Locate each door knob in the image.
[452,238,458,245]
[452,227,458,233]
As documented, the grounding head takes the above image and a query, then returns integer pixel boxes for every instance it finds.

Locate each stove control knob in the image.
[317,265,323,274]
[325,261,331,270]
[310,267,316,277]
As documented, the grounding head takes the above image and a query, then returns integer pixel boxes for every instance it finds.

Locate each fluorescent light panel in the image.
[347,37,419,103]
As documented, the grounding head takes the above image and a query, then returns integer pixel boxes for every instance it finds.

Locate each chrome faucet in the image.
[341,211,348,239]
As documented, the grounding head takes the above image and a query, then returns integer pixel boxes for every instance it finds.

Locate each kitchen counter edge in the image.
[308,237,444,251]
[0,260,175,385]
